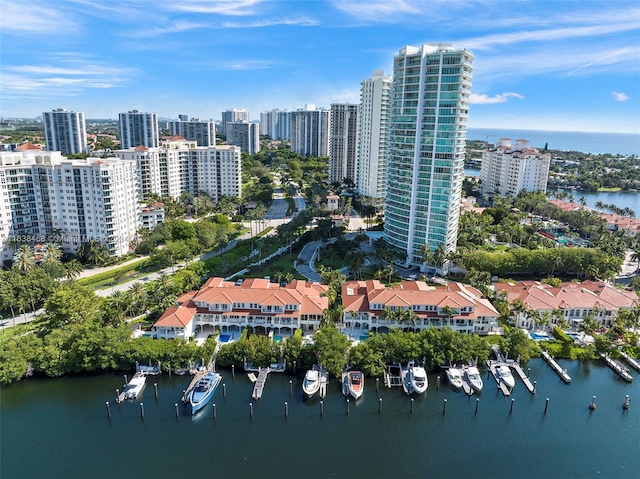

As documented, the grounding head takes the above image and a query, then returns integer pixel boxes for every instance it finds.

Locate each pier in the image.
[319,369,329,399]
[181,354,217,403]
[384,364,402,388]
[619,351,640,372]
[541,350,572,383]
[252,368,271,400]
[600,353,633,382]
[116,362,161,403]
[487,360,511,396]
[510,362,536,394]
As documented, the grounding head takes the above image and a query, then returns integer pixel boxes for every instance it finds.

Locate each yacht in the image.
[302,369,321,398]
[496,365,515,389]
[342,370,364,400]
[408,361,428,394]
[446,367,463,390]
[464,366,483,392]
[189,372,222,415]
[122,374,146,401]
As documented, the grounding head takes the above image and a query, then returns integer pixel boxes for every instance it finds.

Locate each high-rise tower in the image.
[329,103,358,185]
[384,44,473,268]
[43,108,87,155]
[118,110,159,149]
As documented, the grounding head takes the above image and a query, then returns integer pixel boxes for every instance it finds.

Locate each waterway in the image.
[2,359,639,478]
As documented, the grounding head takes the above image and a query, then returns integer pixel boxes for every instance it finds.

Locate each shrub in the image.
[552,326,572,344]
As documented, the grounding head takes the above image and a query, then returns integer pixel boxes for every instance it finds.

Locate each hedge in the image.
[77,259,150,286]
[552,326,572,344]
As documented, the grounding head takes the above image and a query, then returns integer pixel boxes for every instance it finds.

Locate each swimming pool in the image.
[529,332,551,341]
[218,334,232,343]
[274,335,283,342]
[565,332,580,340]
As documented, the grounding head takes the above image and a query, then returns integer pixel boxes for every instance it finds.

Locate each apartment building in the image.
[226,121,260,154]
[290,105,330,157]
[329,103,358,184]
[118,110,159,149]
[43,108,88,155]
[168,118,216,147]
[221,109,249,135]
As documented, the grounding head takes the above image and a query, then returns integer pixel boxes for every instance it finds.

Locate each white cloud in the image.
[125,20,210,37]
[165,0,263,16]
[0,1,78,34]
[209,60,281,70]
[612,91,630,102]
[222,17,318,28]
[469,92,524,104]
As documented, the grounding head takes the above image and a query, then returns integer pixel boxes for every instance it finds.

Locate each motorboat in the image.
[342,370,364,400]
[189,372,222,415]
[408,361,428,394]
[464,366,483,392]
[122,374,146,400]
[496,365,515,389]
[302,369,321,398]
[446,367,463,390]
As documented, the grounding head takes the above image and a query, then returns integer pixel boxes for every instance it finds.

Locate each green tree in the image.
[44,283,101,329]
[313,327,350,378]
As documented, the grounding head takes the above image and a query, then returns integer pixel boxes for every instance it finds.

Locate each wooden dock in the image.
[384,365,402,388]
[252,368,271,400]
[619,351,640,372]
[181,370,206,402]
[541,350,572,383]
[511,362,536,394]
[600,353,633,382]
[400,366,412,395]
[319,369,329,399]
[487,360,511,396]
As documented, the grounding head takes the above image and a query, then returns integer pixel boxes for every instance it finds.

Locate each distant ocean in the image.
[467,127,640,156]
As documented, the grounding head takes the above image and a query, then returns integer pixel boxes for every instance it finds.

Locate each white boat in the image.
[189,372,222,415]
[446,367,463,390]
[342,370,364,400]
[464,366,483,392]
[122,374,146,400]
[496,365,515,389]
[302,369,321,398]
[408,361,428,394]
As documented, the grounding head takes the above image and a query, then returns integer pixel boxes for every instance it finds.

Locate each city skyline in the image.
[1,0,639,134]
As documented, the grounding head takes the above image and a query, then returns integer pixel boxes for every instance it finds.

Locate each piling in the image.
[223,383,226,398]
[293,361,296,373]
[140,402,145,418]
[379,398,382,414]
[510,398,514,414]
[250,402,253,419]
[346,399,350,415]
[213,403,217,419]
[124,374,128,384]
[410,398,414,414]
[589,396,596,411]
[285,401,289,418]
[533,381,537,394]
[437,376,440,390]
[376,377,379,392]
[289,380,293,396]
[623,395,630,410]
[168,364,172,377]
[154,383,158,398]
[115,388,120,402]
[106,401,111,418]
[545,397,549,413]
[320,400,324,417]
[174,403,179,417]
[442,398,447,415]
[527,367,531,378]
[232,365,235,378]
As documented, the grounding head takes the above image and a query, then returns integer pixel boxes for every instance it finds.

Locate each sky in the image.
[1,0,639,133]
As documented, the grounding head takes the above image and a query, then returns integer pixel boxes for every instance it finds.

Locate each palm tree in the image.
[441,305,456,326]
[64,259,84,280]
[12,245,35,273]
[130,282,148,315]
[40,243,62,272]
[156,273,173,295]
[383,264,395,285]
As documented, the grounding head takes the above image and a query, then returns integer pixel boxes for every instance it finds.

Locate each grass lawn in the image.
[243,253,306,280]
[597,187,622,192]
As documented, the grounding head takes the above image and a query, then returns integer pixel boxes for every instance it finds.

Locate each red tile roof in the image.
[16,142,41,151]
[155,305,196,327]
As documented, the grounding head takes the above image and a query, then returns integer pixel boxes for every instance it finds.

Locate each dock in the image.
[116,362,160,403]
[460,370,473,396]
[181,354,217,403]
[252,367,271,400]
[487,360,511,396]
[600,353,633,382]
[384,364,402,388]
[510,362,536,394]
[319,369,329,399]
[400,365,412,394]
[619,351,640,372]
[541,350,572,383]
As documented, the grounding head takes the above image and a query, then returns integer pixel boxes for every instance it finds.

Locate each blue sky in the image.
[1,0,639,133]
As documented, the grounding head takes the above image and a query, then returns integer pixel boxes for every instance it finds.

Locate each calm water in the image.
[2,359,639,478]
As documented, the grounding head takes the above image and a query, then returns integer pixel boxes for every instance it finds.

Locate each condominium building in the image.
[356,70,392,200]
[384,44,473,268]
[479,138,551,197]
[0,147,139,261]
[226,121,260,154]
[43,108,88,155]
[168,118,216,147]
[221,109,249,135]
[341,280,499,335]
[116,137,242,202]
[259,109,292,140]
[290,105,330,157]
[118,110,159,149]
[152,277,328,340]
[495,281,639,330]
[329,103,358,184]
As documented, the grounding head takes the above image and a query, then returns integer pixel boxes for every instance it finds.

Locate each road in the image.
[295,240,322,282]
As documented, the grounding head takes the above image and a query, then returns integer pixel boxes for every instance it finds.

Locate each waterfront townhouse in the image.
[341,280,500,335]
[494,280,639,330]
[152,277,328,340]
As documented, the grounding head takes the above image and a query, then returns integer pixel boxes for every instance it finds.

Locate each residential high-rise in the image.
[226,121,260,154]
[221,109,249,135]
[0,147,139,261]
[479,138,550,197]
[329,103,358,185]
[116,138,242,202]
[356,70,392,200]
[168,118,216,146]
[384,44,473,268]
[118,110,159,149]
[290,105,330,157]
[259,111,270,136]
[259,109,292,140]
[42,108,88,155]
